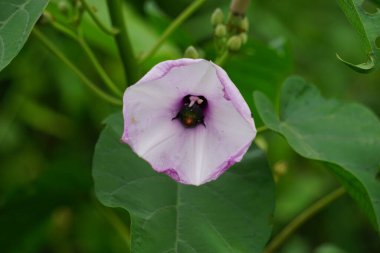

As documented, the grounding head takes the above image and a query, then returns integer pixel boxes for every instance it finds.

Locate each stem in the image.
[257,126,268,134]
[263,187,346,253]
[139,0,206,64]
[50,22,122,97]
[214,51,229,66]
[78,0,119,35]
[77,30,123,97]
[107,0,138,85]
[51,22,77,40]
[33,28,122,106]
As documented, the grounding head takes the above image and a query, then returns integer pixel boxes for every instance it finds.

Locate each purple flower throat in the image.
[173,95,208,128]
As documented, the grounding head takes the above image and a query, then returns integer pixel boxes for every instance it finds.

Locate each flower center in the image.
[174,95,207,128]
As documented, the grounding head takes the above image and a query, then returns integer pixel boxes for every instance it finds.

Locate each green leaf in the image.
[93,113,275,253]
[0,0,48,72]
[336,0,380,72]
[224,39,293,126]
[254,76,380,231]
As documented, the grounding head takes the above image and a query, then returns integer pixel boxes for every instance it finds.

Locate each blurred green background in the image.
[1,0,379,252]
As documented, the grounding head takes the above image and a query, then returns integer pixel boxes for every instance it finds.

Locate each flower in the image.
[122,58,256,186]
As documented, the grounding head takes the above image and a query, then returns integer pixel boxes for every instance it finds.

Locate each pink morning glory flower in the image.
[122,58,256,186]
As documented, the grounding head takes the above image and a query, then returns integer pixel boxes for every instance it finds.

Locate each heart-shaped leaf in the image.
[336,0,380,72]
[254,76,380,231]
[0,0,48,72]
[93,113,275,253]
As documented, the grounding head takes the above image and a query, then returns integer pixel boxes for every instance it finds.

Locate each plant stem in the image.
[51,22,77,40]
[33,28,122,106]
[214,51,229,66]
[263,187,346,253]
[139,0,206,64]
[77,30,123,97]
[50,22,122,97]
[257,125,268,134]
[78,0,119,35]
[107,0,138,85]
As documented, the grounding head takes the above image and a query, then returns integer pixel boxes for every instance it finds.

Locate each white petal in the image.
[122,58,256,186]
[137,58,204,84]
[200,97,256,183]
[139,97,256,185]
[122,77,180,143]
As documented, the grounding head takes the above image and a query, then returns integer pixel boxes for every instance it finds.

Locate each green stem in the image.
[214,51,229,66]
[139,0,206,64]
[107,0,138,85]
[77,30,123,97]
[50,22,122,97]
[33,28,122,106]
[257,126,268,134]
[51,22,77,40]
[263,187,346,253]
[78,0,119,35]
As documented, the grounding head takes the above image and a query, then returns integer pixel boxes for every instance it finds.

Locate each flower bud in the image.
[273,160,288,182]
[227,35,242,51]
[184,46,199,59]
[239,33,248,44]
[230,0,251,16]
[39,11,54,24]
[214,24,227,37]
[58,1,70,14]
[240,17,249,32]
[211,8,224,26]
[75,1,83,11]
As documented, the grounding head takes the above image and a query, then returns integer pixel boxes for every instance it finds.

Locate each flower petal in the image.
[201,96,256,182]
[137,58,204,84]
[122,58,256,186]
[213,62,253,125]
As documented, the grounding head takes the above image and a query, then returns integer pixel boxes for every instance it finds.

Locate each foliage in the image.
[336,0,380,72]
[94,113,275,253]
[254,76,380,231]
[0,0,48,71]
[0,0,380,252]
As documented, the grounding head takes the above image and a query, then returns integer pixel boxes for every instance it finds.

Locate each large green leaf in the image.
[0,0,48,72]
[254,76,380,231]
[93,113,275,253]
[336,0,380,72]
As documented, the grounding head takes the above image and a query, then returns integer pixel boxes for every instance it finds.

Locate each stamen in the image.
[175,95,208,128]
[189,96,198,107]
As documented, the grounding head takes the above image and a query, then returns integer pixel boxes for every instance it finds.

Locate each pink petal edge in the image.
[121,58,256,186]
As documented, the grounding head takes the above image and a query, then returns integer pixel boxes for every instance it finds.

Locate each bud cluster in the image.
[210,8,249,53]
[39,0,86,26]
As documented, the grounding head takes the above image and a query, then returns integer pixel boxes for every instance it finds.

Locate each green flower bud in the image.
[211,8,224,26]
[214,24,227,37]
[239,33,248,44]
[39,11,54,24]
[58,1,70,15]
[227,35,242,51]
[184,46,199,59]
[75,1,83,11]
[240,17,249,32]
